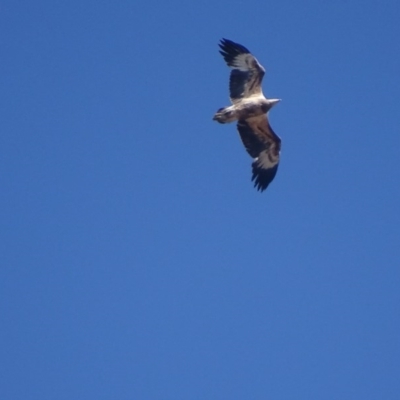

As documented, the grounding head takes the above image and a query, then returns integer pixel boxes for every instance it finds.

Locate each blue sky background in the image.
[1,0,400,399]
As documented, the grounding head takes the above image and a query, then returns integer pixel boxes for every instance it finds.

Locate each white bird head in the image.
[268,99,281,108]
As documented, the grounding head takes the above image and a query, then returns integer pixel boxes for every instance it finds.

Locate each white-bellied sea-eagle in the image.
[213,38,282,192]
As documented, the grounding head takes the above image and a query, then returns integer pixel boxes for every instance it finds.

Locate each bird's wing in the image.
[218,38,266,104]
[237,116,281,192]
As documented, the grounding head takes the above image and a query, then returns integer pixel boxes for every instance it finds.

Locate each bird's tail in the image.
[213,106,236,124]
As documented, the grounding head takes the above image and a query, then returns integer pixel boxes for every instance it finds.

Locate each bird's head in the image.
[268,99,281,108]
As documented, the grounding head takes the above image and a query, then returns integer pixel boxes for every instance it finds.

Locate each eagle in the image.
[213,38,282,192]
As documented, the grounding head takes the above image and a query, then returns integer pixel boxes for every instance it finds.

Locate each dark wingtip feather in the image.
[218,38,250,65]
[251,163,279,192]
[219,38,250,53]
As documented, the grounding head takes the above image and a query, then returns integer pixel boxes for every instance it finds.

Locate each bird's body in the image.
[213,96,270,124]
[213,38,282,192]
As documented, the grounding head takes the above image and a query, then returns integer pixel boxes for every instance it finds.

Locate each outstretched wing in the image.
[237,116,281,192]
[218,38,266,103]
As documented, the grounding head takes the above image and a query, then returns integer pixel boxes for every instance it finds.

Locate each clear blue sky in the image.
[1,0,400,399]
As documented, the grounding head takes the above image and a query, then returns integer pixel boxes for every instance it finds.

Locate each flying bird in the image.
[213,38,282,192]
